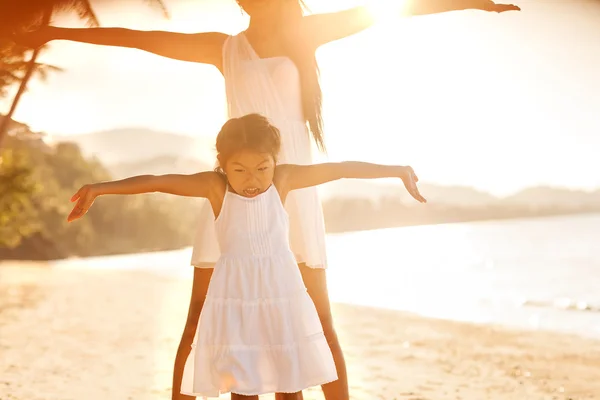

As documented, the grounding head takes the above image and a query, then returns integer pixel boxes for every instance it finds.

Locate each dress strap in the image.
[223,182,232,201]
[214,181,231,223]
[222,32,287,119]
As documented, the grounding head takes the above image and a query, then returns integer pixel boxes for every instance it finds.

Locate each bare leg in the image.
[171,267,213,400]
[299,263,350,400]
[275,391,304,400]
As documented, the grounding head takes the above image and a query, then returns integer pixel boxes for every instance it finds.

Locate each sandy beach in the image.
[1,262,599,400]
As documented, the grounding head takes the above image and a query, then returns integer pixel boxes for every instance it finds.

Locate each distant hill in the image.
[54,127,600,209]
[54,128,216,165]
[320,180,600,208]
[107,156,213,179]
[503,186,600,207]
[318,179,498,206]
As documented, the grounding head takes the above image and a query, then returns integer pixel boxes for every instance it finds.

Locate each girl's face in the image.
[221,149,276,198]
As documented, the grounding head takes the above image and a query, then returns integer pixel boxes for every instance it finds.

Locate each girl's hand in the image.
[399,166,427,204]
[67,184,98,222]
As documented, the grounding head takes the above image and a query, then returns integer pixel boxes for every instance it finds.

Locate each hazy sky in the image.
[2,0,600,196]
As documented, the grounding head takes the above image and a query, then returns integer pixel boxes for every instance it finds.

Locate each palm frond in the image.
[31,63,63,81]
[50,0,99,27]
[0,68,21,87]
[1,59,63,80]
[0,0,100,30]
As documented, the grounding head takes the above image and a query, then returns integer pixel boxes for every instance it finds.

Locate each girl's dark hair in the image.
[283,1,326,152]
[215,114,281,174]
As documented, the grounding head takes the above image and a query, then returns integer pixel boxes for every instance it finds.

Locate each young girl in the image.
[67,114,426,399]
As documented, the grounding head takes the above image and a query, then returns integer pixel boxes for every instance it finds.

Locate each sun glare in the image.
[367,0,408,23]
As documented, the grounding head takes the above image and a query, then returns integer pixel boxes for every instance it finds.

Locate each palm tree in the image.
[0,0,99,147]
[0,0,169,148]
[1,39,63,99]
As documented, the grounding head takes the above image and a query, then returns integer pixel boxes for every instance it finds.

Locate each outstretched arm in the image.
[12,27,227,67]
[67,172,222,222]
[281,162,426,203]
[404,0,520,16]
[303,0,520,47]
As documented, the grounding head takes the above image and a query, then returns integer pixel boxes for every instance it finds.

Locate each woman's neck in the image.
[246,18,279,39]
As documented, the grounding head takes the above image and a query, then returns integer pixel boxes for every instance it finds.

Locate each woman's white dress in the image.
[181,185,338,397]
[190,32,328,269]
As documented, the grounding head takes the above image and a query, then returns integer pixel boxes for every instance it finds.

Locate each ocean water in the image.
[54,213,600,339]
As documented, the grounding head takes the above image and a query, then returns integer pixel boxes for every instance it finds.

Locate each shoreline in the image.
[2,211,599,262]
[335,299,600,342]
[324,208,600,234]
[1,263,600,399]
[5,258,600,342]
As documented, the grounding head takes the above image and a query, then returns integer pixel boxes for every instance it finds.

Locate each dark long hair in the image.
[281,1,326,153]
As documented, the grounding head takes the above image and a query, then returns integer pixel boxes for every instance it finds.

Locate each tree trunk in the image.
[0,7,53,149]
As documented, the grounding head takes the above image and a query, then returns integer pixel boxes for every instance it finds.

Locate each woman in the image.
[14,1,519,399]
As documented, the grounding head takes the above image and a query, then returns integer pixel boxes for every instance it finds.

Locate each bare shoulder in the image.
[200,31,229,49]
[299,7,372,48]
[201,171,227,217]
[274,164,297,181]
[145,31,229,69]
[195,31,229,50]
[274,163,294,173]
[180,170,226,198]
[273,164,297,197]
[185,31,229,68]
[287,21,319,51]
[202,171,227,197]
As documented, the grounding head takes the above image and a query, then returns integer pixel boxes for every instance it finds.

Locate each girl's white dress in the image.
[191,32,328,269]
[181,185,338,397]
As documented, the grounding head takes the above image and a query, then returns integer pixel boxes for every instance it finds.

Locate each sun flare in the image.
[367,0,408,22]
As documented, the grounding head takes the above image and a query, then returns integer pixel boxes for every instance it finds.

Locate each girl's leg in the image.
[231,394,259,400]
[171,267,214,400]
[275,391,304,400]
[299,263,350,400]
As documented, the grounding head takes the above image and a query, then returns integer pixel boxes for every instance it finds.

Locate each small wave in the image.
[519,298,600,313]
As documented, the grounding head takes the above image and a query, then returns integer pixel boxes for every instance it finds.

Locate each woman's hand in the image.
[406,0,520,16]
[399,166,427,204]
[67,184,99,222]
[469,0,520,12]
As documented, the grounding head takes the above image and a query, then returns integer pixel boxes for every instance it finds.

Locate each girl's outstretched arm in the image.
[281,162,427,203]
[67,172,222,222]
[303,0,520,48]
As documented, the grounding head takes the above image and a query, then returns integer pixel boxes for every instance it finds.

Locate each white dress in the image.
[191,32,328,269]
[181,185,338,397]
